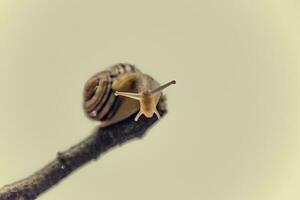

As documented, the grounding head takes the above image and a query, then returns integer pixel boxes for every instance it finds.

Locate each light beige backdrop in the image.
[0,1,300,200]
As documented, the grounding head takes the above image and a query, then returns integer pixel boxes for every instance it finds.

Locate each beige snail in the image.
[83,63,176,127]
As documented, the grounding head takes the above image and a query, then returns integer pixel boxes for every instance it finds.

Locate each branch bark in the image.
[0,98,167,200]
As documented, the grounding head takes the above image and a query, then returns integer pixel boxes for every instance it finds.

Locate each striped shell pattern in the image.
[83,63,140,125]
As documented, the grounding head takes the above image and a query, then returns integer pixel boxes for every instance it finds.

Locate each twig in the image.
[0,98,167,200]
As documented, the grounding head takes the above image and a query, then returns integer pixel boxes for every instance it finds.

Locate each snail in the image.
[83,63,176,127]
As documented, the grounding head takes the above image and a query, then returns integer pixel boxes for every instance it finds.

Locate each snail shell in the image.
[83,63,141,126]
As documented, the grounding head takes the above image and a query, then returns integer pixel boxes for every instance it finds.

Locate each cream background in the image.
[0,1,299,199]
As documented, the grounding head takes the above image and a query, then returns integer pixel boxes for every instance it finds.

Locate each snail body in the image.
[83,63,175,126]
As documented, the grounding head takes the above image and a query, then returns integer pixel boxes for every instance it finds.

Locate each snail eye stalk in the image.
[114,91,142,100]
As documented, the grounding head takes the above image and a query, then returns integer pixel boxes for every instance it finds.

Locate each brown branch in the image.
[0,99,167,200]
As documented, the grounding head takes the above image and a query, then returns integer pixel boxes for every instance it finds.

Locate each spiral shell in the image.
[83,63,140,126]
